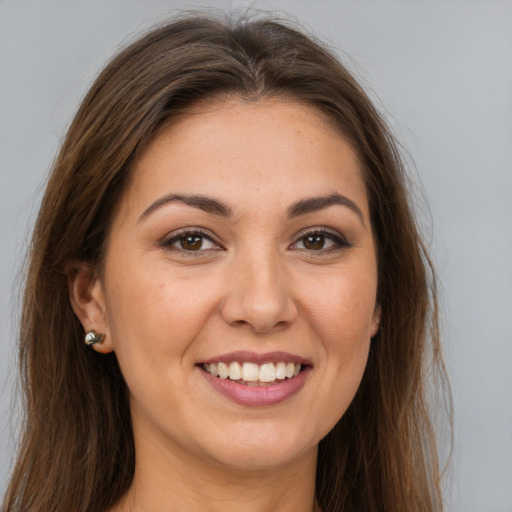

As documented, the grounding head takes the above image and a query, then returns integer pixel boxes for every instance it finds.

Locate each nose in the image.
[220,250,298,333]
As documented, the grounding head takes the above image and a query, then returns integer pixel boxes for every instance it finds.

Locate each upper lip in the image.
[199,351,310,366]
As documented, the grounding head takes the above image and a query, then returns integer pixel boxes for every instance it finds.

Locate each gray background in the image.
[1,1,511,510]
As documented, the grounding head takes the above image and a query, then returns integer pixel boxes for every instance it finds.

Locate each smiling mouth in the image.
[201,361,303,386]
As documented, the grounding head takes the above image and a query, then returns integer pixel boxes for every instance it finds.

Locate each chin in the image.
[198,422,319,470]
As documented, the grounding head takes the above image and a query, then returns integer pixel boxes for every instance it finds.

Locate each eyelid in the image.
[159,226,350,255]
[289,227,351,252]
[160,227,224,252]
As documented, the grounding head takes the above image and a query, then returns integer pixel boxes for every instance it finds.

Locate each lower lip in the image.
[200,367,310,406]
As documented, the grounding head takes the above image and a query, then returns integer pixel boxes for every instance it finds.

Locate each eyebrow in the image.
[139,194,232,221]
[287,193,365,224]
[138,192,364,224]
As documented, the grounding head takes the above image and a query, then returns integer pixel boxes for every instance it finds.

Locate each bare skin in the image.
[113,438,318,512]
[69,98,379,512]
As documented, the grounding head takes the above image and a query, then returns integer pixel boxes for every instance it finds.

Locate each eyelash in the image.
[290,228,352,254]
[160,228,351,255]
[160,229,222,255]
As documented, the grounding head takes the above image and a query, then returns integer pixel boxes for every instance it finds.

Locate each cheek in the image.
[304,265,378,344]
[102,259,220,370]
[300,263,376,416]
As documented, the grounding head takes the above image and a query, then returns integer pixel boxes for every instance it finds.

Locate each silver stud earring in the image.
[84,330,104,346]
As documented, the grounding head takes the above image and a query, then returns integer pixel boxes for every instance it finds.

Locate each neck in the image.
[113,432,319,512]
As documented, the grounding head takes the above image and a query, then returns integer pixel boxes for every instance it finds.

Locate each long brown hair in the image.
[3,11,450,512]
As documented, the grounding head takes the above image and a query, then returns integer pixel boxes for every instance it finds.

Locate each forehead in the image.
[122,98,369,219]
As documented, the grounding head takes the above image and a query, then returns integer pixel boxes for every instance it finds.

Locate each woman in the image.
[2,11,450,512]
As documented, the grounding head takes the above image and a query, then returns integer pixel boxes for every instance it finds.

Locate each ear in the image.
[66,261,114,354]
[370,304,382,338]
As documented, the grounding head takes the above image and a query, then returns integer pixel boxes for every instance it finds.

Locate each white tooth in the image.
[285,362,295,378]
[203,363,210,372]
[259,363,276,382]
[242,362,259,382]
[275,362,286,380]
[228,361,242,380]
[210,363,219,377]
[218,362,229,379]
[293,364,301,377]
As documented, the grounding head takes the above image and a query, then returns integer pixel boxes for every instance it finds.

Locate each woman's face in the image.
[88,99,379,470]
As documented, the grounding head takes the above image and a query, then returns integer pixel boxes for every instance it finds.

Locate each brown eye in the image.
[180,235,203,250]
[291,229,350,253]
[303,235,325,250]
[162,230,220,253]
